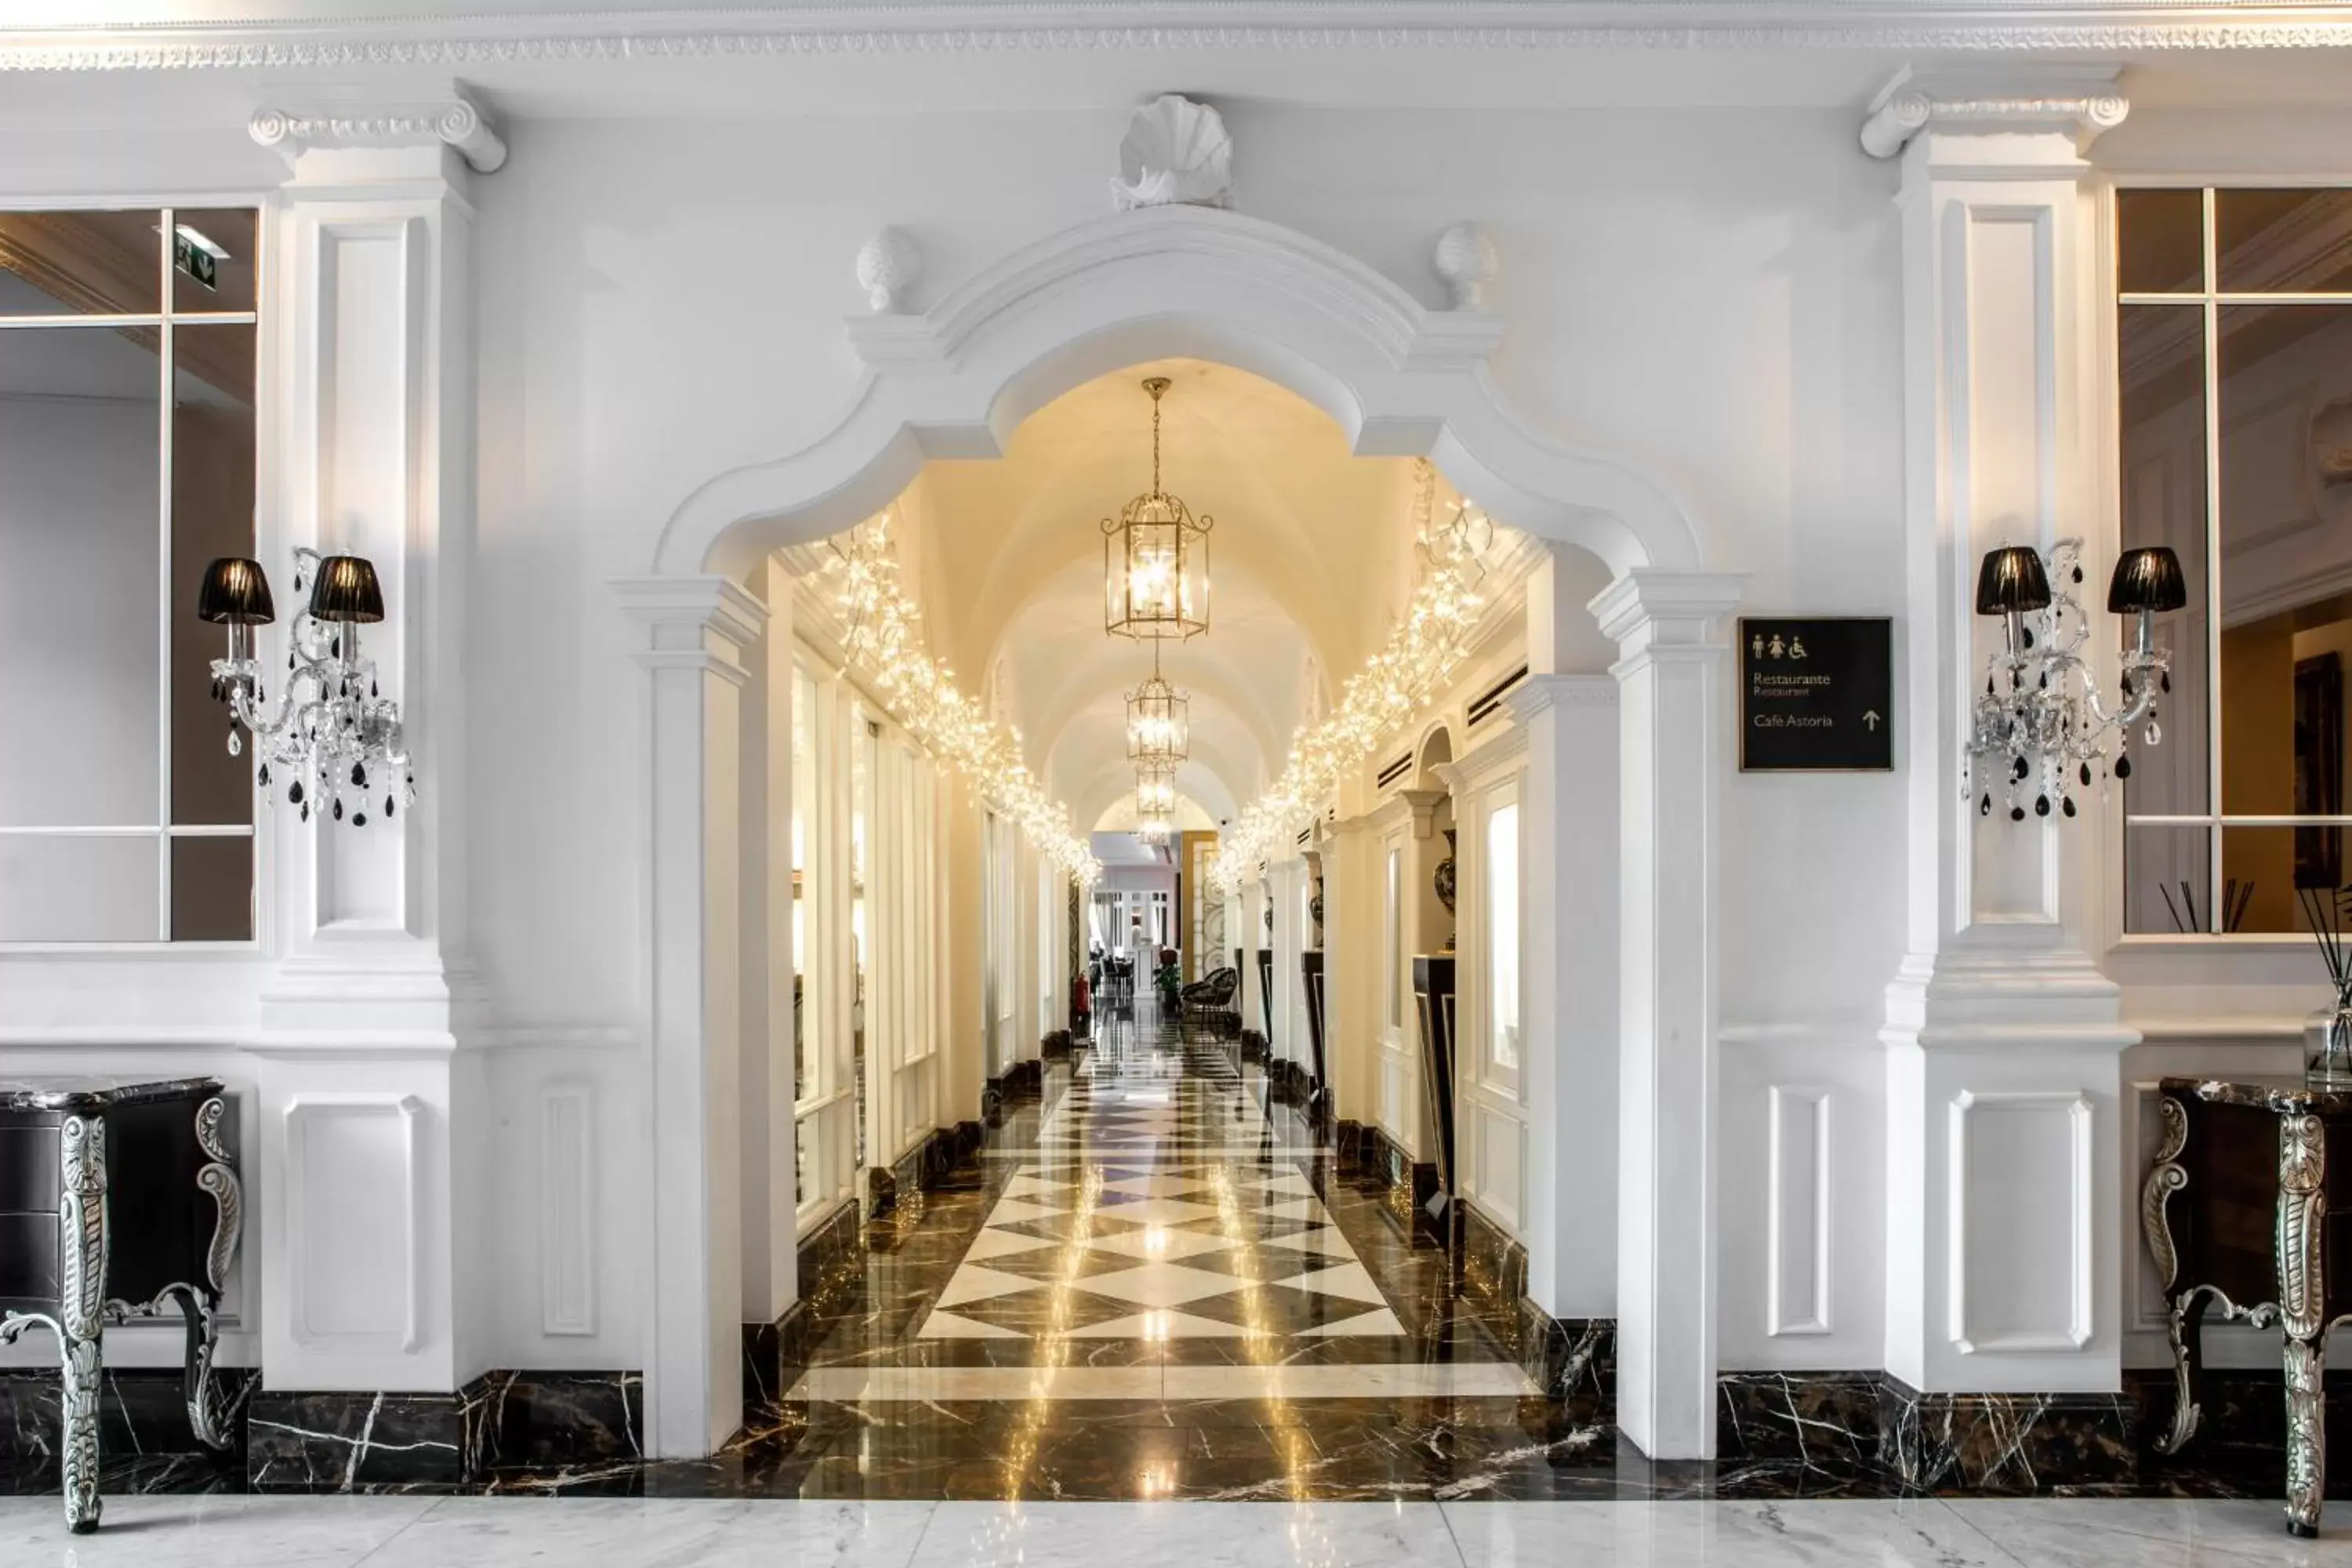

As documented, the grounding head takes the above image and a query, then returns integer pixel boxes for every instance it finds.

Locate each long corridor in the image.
[770,1006,1582,1501]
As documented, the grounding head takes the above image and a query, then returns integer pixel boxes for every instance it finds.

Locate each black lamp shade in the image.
[196,557,275,625]
[307,555,385,624]
[2108,546,2188,614]
[1975,546,2053,616]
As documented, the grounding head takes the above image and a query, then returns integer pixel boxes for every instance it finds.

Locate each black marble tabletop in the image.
[0,1076,224,1114]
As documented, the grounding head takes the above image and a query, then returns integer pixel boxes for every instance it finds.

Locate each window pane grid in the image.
[2118,185,2352,935]
[0,204,258,945]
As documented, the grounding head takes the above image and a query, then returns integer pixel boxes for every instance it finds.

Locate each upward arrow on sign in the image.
[1864,710,1882,730]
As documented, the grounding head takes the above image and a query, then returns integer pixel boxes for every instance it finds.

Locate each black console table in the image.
[0,1077,243,1533]
[2143,1076,2352,1538]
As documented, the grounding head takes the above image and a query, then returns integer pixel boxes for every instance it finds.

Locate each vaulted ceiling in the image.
[903,357,1429,834]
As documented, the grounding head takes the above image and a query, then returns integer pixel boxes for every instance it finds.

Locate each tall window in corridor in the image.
[2117,187,2352,934]
[1487,801,1522,1072]
[0,207,260,942]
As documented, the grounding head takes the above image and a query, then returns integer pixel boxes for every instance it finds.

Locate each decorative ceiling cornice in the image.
[249,92,507,172]
[6,6,2352,73]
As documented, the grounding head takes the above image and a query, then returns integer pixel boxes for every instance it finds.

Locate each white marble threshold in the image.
[1,1496,2342,1568]
[786,1361,1540,1402]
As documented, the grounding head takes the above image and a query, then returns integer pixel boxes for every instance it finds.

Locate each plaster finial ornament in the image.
[855,227,921,314]
[1112,94,1232,212]
[1434,223,1497,310]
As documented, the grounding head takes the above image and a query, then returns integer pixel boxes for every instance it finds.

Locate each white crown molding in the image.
[7,8,2352,73]
[612,573,770,648]
[249,92,506,174]
[1859,64,2129,160]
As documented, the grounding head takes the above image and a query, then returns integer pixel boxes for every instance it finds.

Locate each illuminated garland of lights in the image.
[1210,462,1492,890]
[827,510,1102,885]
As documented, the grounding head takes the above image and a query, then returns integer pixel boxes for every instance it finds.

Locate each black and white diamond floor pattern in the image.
[923,1044,1403,1341]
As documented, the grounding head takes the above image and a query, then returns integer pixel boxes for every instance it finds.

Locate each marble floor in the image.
[2,1494,2348,1566]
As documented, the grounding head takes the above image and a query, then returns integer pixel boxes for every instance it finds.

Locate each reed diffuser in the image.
[2297,884,2352,1087]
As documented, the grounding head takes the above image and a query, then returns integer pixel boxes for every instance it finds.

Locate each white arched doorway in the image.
[613,201,1739,1461]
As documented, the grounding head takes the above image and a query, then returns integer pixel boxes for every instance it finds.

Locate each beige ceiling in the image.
[909,357,1432,829]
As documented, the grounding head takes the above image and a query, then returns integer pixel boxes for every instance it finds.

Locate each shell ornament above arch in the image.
[1112,94,1232,212]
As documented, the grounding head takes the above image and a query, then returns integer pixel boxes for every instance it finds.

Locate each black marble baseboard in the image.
[1040,1029,1075,1061]
[1712,1370,2137,1494]
[473,1371,642,1472]
[247,1385,486,1492]
[0,1366,253,1472]
[1240,1029,1269,1064]
[1523,1310,1616,1421]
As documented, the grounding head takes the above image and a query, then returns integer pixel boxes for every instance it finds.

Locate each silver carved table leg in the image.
[2280,1113,2327,1540]
[0,1116,112,1534]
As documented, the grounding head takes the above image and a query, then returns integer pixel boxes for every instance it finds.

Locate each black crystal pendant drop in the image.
[352,763,366,788]
[1987,675,1995,695]
[2072,565,2084,584]
[1980,793,1992,817]
[2022,625,2036,649]
[2013,757,2030,782]
[2161,671,2171,693]
[2115,753,2133,780]
[353,812,366,826]
[371,680,379,698]
[259,763,271,788]
[2079,763,2092,787]
[2062,796,2077,818]
[289,780,304,805]
[385,797,395,818]
[300,802,310,822]
[2010,804,2027,822]
[332,799,343,822]
[2034,794,2052,818]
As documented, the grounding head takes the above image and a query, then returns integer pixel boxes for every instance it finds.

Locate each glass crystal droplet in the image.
[1980,793,1992,817]
[2010,805,2027,822]
[259,764,270,787]
[2013,757,2029,782]
[227,728,241,757]
[2034,794,2051,818]
[353,763,366,789]
[300,801,310,822]
[353,812,366,826]
[2022,626,2036,649]
[2062,796,2077,818]
[332,799,343,822]
[2145,721,2161,746]
[385,797,395,818]
[2072,565,2084,584]
[289,781,303,805]
[2114,754,2132,780]
[2079,763,2092,787]
[2161,671,2171,693]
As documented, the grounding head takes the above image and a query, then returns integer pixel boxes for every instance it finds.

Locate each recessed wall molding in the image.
[1766,1085,1833,1338]
[11,13,2352,75]
[539,1085,597,1338]
[284,1094,425,1355]
[1947,1090,2093,1356]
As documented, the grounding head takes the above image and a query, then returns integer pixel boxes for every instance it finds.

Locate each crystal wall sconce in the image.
[198,548,414,826]
[1967,539,2185,822]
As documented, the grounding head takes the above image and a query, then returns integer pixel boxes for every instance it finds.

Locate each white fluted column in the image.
[1868,67,2135,1398]
[615,573,767,1455]
[1592,567,1744,1459]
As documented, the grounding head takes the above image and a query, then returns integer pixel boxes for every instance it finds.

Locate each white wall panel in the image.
[285,1094,421,1351]
[1766,1084,1831,1339]
[1949,1091,2092,1356]
[539,1083,596,1338]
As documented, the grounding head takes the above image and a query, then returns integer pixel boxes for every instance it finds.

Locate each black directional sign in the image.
[1737,617,1893,772]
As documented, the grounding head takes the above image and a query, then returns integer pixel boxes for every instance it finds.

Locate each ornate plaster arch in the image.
[652,204,1704,581]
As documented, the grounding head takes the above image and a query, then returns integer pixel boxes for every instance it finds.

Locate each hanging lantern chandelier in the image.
[1126,641,1189,766]
[1136,763,1177,847]
[1103,376,1212,641]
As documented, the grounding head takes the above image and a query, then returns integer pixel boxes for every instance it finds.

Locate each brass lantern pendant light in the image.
[1127,639,1189,767]
[1103,376,1212,641]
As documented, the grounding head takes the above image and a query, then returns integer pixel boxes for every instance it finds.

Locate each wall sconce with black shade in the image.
[199,547,412,826]
[1967,538,2179,823]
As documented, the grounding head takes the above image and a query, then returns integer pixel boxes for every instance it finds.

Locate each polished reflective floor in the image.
[754,1007,1584,1501]
[1,1494,2343,1566]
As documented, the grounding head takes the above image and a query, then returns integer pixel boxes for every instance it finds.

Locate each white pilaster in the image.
[1869,67,2136,1396]
[1511,673,1620,1321]
[249,100,491,1394]
[742,559,799,1322]
[615,572,767,1455]
[1592,567,1745,1460]
[1241,877,1272,1042]
[1269,855,1308,1070]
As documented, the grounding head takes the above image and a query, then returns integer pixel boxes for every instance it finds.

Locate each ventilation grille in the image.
[1374,752,1414,790]
[1468,664,1530,729]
